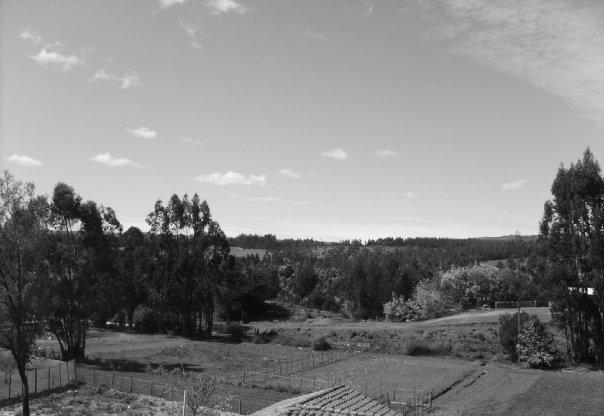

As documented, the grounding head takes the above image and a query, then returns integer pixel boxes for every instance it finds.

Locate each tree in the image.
[118,227,149,331]
[145,193,229,337]
[0,171,49,416]
[46,183,121,360]
[539,148,604,365]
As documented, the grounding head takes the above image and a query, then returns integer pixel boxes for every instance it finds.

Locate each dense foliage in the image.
[538,149,604,365]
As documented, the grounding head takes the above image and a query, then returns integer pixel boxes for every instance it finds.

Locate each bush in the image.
[225,323,246,342]
[406,338,434,356]
[498,312,531,362]
[311,335,331,351]
[517,318,558,368]
[134,307,160,333]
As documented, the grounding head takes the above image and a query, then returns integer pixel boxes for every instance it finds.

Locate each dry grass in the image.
[0,385,182,416]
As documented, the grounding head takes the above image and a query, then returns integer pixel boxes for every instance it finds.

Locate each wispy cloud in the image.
[6,154,42,167]
[278,168,300,179]
[126,126,157,139]
[301,29,327,41]
[375,149,399,158]
[501,178,527,191]
[30,48,84,72]
[180,137,203,147]
[19,28,42,45]
[320,148,348,160]
[195,171,266,186]
[158,0,188,9]
[244,196,282,203]
[90,153,144,168]
[179,20,203,50]
[206,0,246,15]
[363,1,375,17]
[402,191,420,199]
[415,0,604,126]
[89,69,141,89]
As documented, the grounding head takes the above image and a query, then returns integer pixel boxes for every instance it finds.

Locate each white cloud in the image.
[126,126,157,139]
[320,148,348,160]
[278,168,300,179]
[375,149,399,158]
[501,178,527,191]
[195,171,266,186]
[245,196,282,202]
[206,0,246,15]
[416,0,604,126]
[30,48,84,72]
[19,28,42,45]
[158,0,188,8]
[402,191,419,199]
[179,20,203,50]
[90,153,144,168]
[180,137,203,146]
[90,69,141,89]
[301,29,327,41]
[6,154,42,167]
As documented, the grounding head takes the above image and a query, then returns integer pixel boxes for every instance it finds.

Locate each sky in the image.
[1,0,603,241]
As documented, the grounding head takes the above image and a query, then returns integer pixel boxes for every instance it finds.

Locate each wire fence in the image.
[0,360,76,402]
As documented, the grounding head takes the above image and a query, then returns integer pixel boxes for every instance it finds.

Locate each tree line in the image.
[0,148,603,415]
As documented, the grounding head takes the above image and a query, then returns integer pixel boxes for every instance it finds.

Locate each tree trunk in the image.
[17,364,30,416]
[128,308,135,333]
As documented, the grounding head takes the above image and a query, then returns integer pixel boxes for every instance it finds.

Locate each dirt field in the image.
[296,353,479,398]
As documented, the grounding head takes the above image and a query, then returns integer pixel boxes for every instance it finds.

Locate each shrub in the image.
[517,318,558,368]
[311,335,331,351]
[134,307,160,333]
[498,312,531,362]
[406,338,433,356]
[225,323,246,342]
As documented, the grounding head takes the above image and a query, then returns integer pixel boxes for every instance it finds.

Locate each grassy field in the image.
[11,305,599,416]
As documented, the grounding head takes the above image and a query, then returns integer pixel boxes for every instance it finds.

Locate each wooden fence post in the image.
[59,364,62,387]
[48,367,51,390]
[8,372,11,398]
[182,390,187,416]
[34,368,38,394]
[112,371,115,387]
[130,376,133,393]
[238,400,242,415]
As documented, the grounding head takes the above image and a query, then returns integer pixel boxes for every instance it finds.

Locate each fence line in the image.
[233,349,353,384]
[0,360,76,402]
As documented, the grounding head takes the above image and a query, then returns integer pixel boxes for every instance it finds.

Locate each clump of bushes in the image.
[311,335,331,351]
[498,312,532,362]
[383,281,458,322]
[225,323,247,342]
[517,318,559,368]
[498,312,558,367]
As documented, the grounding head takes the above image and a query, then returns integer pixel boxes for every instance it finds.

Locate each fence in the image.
[0,360,76,402]
[494,300,537,309]
[76,367,183,401]
[236,349,352,382]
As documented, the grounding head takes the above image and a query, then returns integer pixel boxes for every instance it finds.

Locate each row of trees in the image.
[0,172,277,415]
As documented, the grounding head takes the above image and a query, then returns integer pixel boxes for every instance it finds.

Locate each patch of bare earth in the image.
[434,362,541,415]
[503,370,604,416]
